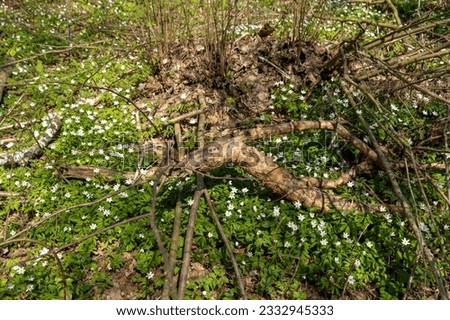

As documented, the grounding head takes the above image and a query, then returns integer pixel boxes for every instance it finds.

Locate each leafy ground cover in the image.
[0,0,449,299]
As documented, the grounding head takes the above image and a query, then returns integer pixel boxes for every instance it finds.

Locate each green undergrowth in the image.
[0,0,449,300]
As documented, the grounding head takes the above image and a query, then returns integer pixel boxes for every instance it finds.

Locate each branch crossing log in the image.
[0,113,61,166]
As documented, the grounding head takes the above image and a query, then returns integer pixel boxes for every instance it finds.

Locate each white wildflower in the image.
[401,238,410,246]
[273,206,280,217]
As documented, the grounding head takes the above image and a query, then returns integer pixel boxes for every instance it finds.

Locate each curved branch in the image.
[56,118,393,213]
[384,0,402,27]
[204,189,247,298]
[178,138,379,212]
[219,119,380,163]
[299,161,375,188]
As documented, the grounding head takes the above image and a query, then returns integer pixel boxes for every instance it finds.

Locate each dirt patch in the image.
[101,252,140,300]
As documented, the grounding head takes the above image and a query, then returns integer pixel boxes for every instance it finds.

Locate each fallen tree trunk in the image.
[177,137,393,213]
[56,118,407,213]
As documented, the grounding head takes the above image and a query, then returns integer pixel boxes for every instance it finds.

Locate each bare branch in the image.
[341,80,449,300]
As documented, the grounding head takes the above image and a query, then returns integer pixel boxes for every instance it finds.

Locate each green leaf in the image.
[36,60,44,74]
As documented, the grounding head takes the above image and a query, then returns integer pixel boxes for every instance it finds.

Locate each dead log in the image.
[177,137,385,212]
[0,113,61,166]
